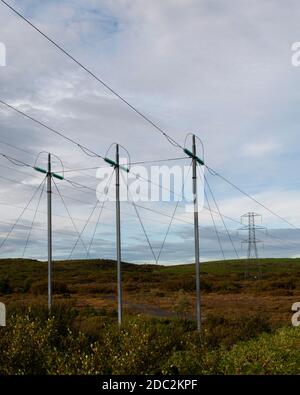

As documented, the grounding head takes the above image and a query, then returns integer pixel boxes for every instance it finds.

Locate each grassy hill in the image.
[0,257,300,374]
[1,257,300,325]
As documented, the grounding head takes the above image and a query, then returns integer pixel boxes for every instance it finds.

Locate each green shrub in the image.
[218,327,300,374]
[0,306,297,375]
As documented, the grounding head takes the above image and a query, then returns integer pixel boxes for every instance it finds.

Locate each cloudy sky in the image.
[0,0,300,264]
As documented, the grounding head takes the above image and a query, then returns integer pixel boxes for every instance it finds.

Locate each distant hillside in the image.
[0,257,300,325]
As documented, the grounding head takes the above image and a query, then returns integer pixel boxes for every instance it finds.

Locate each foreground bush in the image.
[0,306,298,375]
[218,327,300,374]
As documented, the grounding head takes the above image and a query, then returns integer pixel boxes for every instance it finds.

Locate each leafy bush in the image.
[218,327,300,374]
[0,306,298,375]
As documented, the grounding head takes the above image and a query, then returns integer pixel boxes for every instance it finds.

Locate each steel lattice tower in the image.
[239,212,265,278]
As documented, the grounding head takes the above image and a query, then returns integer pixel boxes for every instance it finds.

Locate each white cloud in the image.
[0,0,300,261]
[241,141,281,158]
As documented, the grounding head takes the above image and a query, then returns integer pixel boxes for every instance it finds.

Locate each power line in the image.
[0,103,189,202]
[203,171,240,259]
[1,0,299,237]
[0,157,237,262]
[0,151,199,227]
[3,94,297,239]
[68,200,99,260]
[0,172,101,210]
[0,176,46,249]
[131,199,157,262]
[0,217,97,241]
[0,152,31,167]
[0,153,100,199]
[22,177,46,257]
[0,163,34,179]
[262,229,300,247]
[154,199,181,264]
[204,189,226,261]
[0,170,276,251]
[52,178,90,256]
[0,140,191,205]
[130,202,245,245]
[0,99,104,160]
[0,150,239,228]
[0,139,98,180]
[0,150,191,217]
[68,170,114,259]
[0,0,183,150]
[1,150,295,250]
[2,150,297,259]
[0,199,114,230]
[0,139,35,157]
[206,165,300,233]
[0,169,287,261]
[0,171,189,228]
[62,157,187,173]
[155,161,192,264]
[0,151,113,200]
[87,196,111,258]
[0,170,247,252]
[130,157,187,166]
[5,95,296,243]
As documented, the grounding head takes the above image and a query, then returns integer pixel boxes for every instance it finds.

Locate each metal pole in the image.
[192,135,201,332]
[47,153,52,312]
[115,144,122,325]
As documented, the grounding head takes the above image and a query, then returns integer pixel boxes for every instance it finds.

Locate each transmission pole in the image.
[192,135,201,332]
[183,134,204,332]
[104,145,129,326]
[34,153,64,312]
[240,212,264,279]
[115,144,122,325]
[47,153,53,312]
